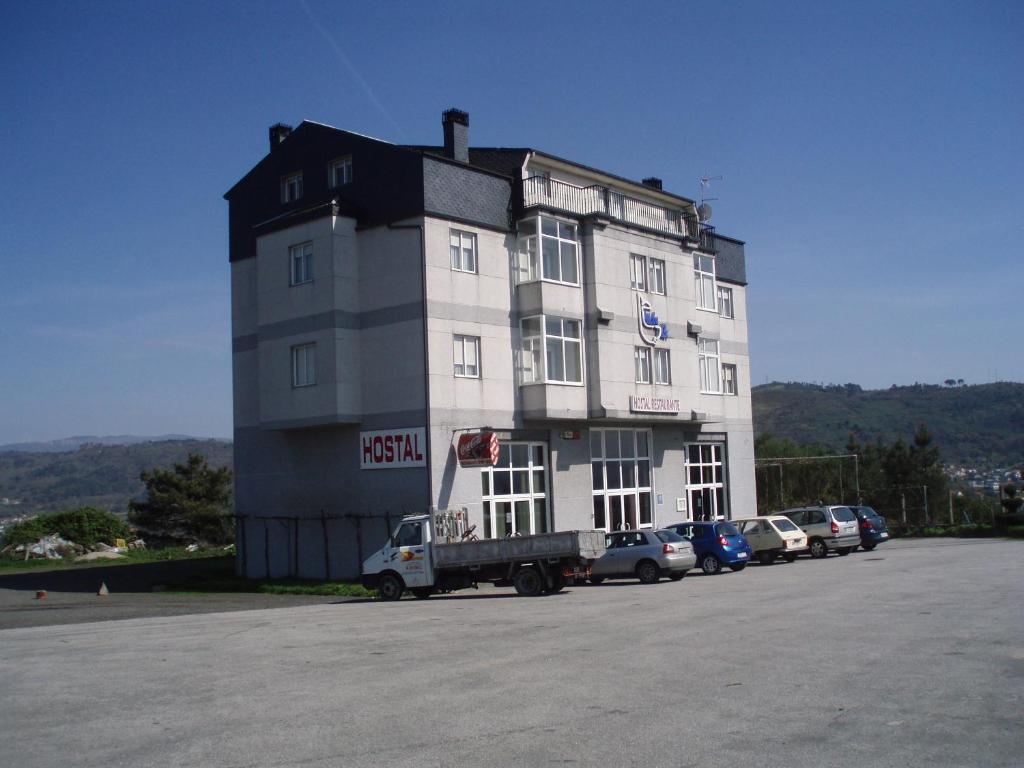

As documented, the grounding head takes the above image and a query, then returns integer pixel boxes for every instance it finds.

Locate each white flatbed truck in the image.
[361,510,606,600]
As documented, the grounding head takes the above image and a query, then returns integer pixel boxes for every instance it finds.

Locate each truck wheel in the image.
[589,576,605,585]
[377,573,404,601]
[513,567,544,597]
[411,588,433,599]
[636,560,661,584]
[546,571,567,593]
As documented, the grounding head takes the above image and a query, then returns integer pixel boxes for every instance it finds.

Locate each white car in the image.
[733,516,808,564]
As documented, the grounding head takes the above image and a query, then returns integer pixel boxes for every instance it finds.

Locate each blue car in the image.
[665,521,752,574]
[847,505,890,551]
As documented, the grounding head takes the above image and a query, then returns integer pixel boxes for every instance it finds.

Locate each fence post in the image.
[355,515,364,572]
[320,509,330,581]
[901,493,907,525]
[264,519,270,579]
[293,518,299,578]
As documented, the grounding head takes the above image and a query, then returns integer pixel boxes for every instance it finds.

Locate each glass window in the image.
[693,254,716,311]
[832,507,856,522]
[393,522,422,547]
[772,518,799,532]
[685,442,727,520]
[634,346,652,384]
[654,348,671,385]
[717,286,734,318]
[591,429,655,532]
[521,315,582,384]
[453,335,480,378]
[517,215,579,285]
[480,442,549,538]
[630,254,646,291]
[281,172,303,203]
[328,155,352,187]
[649,258,666,295]
[291,343,316,387]
[722,363,737,395]
[699,338,721,393]
[450,230,477,273]
[289,242,313,286]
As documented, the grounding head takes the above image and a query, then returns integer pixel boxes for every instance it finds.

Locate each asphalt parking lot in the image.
[1,538,1021,768]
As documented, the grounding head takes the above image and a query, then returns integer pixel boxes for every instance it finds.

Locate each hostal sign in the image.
[360,428,426,469]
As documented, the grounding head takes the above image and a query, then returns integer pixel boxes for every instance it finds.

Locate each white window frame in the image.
[722,363,738,395]
[686,443,727,521]
[515,215,579,286]
[281,172,303,203]
[328,155,352,188]
[289,242,313,286]
[654,348,671,385]
[694,254,717,311]
[634,346,651,384]
[590,428,655,532]
[480,442,550,538]
[698,338,721,394]
[649,258,666,295]
[453,334,480,378]
[630,254,647,291]
[291,343,316,388]
[519,315,583,385]
[450,229,478,274]
[718,286,734,318]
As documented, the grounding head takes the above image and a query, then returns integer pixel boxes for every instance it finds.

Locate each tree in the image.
[2,507,130,548]
[129,454,233,545]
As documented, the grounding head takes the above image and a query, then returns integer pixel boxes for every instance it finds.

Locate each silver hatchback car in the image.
[590,529,696,584]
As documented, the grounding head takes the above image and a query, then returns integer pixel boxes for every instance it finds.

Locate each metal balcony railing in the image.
[522,175,708,245]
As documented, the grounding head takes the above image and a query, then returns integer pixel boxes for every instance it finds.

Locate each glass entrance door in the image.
[590,429,654,532]
[686,443,727,521]
[480,442,549,538]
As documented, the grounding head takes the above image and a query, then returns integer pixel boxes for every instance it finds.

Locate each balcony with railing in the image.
[521,175,715,251]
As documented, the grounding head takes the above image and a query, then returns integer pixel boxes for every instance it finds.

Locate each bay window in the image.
[516,215,579,285]
[520,315,583,384]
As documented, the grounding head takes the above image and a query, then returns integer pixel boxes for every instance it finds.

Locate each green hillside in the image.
[752,382,1024,468]
[0,439,233,517]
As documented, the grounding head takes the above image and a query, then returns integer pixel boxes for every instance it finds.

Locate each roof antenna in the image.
[698,172,722,222]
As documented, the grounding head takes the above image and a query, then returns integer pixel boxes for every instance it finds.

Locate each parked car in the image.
[732,516,808,564]
[664,521,752,574]
[847,505,890,550]
[590,529,696,584]
[778,505,860,558]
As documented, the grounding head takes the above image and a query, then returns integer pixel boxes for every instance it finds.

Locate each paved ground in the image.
[1,538,1021,768]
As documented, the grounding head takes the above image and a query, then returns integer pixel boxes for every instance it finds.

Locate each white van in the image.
[733,516,808,564]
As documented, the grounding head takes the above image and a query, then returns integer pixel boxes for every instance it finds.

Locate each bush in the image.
[2,507,130,548]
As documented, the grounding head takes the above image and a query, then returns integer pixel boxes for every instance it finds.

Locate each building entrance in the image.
[685,443,727,521]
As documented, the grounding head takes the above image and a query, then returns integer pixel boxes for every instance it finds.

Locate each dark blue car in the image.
[665,521,752,574]
[847,506,890,550]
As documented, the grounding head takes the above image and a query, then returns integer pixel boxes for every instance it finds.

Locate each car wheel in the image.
[636,560,661,584]
[700,554,722,575]
[808,539,828,559]
[862,544,876,551]
[411,587,433,599]
[589,576,605,585]
[377,573,404,601]
[513,567,544,597]
[782,553,798,563]
[837,547,851,556]
[669,572,686,581]
[729,563,746,572]
[757,551,775,565]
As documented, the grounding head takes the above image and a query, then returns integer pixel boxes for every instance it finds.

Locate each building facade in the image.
[225,110,755,579]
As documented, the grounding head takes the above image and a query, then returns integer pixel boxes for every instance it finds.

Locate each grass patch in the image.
[168,572,375,598]
[0,546,233,571]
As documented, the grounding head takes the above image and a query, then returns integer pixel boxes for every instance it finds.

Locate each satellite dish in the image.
[697,202,712,222]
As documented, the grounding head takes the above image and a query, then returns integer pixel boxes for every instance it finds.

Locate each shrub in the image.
[2,507,130,548]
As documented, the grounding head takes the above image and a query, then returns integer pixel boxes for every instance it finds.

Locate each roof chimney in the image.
[269,123,293,151]
[642,177,663,190]
[442,109,469,163]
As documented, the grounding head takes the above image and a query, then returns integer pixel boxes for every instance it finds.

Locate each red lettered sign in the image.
[360,428,427,470]
[457,432,500,467]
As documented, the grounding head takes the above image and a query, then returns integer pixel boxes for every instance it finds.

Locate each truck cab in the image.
[361,515,435,598]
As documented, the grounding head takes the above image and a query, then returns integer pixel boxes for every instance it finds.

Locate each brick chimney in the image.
[269,123,293,151]
[642,177,663,190]
[442,109,469,163]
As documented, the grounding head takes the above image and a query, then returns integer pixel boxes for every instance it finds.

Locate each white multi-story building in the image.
[225,109,755,579]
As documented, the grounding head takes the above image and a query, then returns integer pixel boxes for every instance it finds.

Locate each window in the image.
[634,346,651,383]
[515,215,578,285]
[328,155,352,188]
[694,254,716,311]
[291,343,316,387]
[450,229,477,273]
[698,338,721,393]
[520,315,583,384]
[686,443,727,521]
[289,242,313,286]
[393,522,422,548]
[722,363,737,395]
[481,443,548,538]
[654,348,671,385]
[649,258,666,295]
[591,429,654,531]
[718,286,734,318]
[281,172,303,203]
[630,255,647,291]
[453,335,480,378]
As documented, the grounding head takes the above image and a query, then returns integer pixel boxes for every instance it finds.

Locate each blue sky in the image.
[1,0,1021,443]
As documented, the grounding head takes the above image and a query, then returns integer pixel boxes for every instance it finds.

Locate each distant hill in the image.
[0,434,202,453]
[752,381,1024,469]
[0,439,233,517]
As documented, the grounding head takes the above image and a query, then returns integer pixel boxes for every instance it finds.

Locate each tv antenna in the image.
[698,172,722,222]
